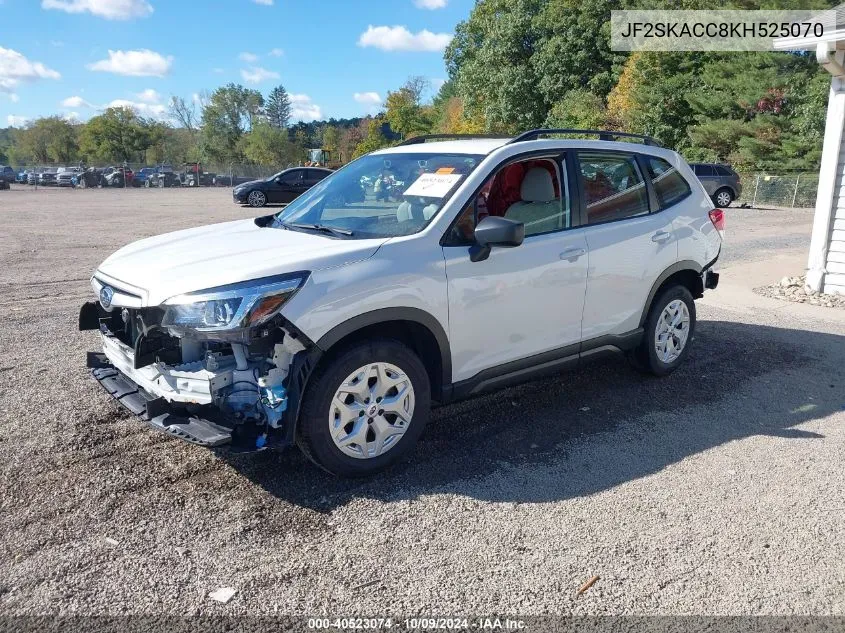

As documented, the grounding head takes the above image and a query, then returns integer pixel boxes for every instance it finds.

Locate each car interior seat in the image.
[504,167,562,235]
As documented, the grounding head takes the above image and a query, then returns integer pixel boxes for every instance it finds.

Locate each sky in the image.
[0,0,474,128]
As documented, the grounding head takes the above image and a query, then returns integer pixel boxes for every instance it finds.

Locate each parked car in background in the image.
[232,167,332,207]
[690,163,741,207]
[16,169,28,184]
[183,162,215,187]
[57,167,80,187]
[82,130,723,475]
[0,165,13,190]
[144,165,182,188]
[27,170,40,185]
[102,166,133,187]
[132,167,157,187]
[74,168,105,188]
[38,169,58,186]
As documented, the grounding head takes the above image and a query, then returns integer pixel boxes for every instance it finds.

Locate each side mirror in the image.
[470,216,524,262]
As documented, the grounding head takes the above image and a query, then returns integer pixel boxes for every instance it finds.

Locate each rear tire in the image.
[628,285,696,377]
[714,188,733,207]
[296,338,431,477]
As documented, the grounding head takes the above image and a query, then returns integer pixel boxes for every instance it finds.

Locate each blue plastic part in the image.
[256,433,267,449]
[261,384,288,428]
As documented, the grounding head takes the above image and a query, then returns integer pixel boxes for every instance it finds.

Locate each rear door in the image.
[575,151,679,341]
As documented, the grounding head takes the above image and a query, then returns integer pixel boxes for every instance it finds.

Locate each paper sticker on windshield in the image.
[403,172,463,198]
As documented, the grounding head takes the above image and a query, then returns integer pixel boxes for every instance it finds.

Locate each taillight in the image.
[709,208,725,232]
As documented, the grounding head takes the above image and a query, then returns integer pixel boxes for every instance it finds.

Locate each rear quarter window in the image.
[646,157,692,210]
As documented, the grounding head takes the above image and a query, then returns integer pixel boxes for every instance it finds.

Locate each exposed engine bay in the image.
[80,301,312,450]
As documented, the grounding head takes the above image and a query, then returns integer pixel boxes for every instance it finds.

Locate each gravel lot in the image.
[1,187,844,617]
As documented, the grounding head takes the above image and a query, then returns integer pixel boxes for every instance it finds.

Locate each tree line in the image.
[0,0,836,172]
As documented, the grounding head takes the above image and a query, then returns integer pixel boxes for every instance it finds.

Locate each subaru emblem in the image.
[100,285,114,309]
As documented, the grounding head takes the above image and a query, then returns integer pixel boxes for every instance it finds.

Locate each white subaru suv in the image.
[80,129,723,476]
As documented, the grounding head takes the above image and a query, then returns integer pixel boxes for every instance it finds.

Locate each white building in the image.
[776,8,845,294]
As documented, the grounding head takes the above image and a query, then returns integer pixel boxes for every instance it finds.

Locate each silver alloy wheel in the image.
[328,362,415,460]
[654,299,691,364]
[716,190,732,207]
[248,190,266,207]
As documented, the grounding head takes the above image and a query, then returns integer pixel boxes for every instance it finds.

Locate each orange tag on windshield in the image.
[436,167,455,174]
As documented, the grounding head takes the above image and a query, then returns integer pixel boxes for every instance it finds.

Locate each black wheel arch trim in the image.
[638,260,704,327]
[314,307,452,394]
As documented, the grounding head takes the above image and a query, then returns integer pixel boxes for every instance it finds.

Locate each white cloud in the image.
[240,66,279,84]
[135,88,160,103]
[7,115,28,127]
[61,95,92,108]
[414,0,447,8]
[64,111,80,121]
[238,52,259,63]
[253,0,273,5]
[41,0,153,20]
[9,93,19,103]
[268,48,284,57]
[289,93,322,122]
[88,49,173,77]
[357,25,453,52]
[353,91,382,106]
[0,47,61,94]
[106,98,167,118]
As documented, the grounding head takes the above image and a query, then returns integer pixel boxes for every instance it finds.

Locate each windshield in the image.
[272,152,484,238]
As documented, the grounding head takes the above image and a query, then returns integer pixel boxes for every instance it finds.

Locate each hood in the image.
[96,218,388,306]
[234,179,265,189]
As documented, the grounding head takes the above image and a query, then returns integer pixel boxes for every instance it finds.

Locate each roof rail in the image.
[396,134,508,146]
[509,129,662,147]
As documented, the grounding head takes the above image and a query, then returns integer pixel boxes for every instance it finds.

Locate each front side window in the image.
[578,152,649,224]
[646,156,692,209]
[449,157,568,243]
[273,152,483,238]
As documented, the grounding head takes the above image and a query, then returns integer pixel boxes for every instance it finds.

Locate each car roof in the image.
[373,137,680,161]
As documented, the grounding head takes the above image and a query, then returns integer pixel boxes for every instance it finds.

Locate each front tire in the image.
[714,188,733,207]
[297,339,431,477]
[247,190,267,208]
[628,285,696,377]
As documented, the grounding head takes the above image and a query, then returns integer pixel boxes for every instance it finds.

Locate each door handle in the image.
[559,247,586,261]
[651,230,672,243]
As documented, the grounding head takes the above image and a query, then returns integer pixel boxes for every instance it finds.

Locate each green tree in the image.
[266,84,292,129]
[353,118,390,158]
[545,89,607,129]
[200,83,265,162]
[384,77,433,139]
[241,121,301,165]
[15,117,80,164]
[446,0,546,133]
[79,107,148,163]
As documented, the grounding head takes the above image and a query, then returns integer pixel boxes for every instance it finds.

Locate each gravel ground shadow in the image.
[220,320,843,510]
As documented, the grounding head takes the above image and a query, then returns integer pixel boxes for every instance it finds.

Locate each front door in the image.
[269,169,305,203]
[443,155,587,383]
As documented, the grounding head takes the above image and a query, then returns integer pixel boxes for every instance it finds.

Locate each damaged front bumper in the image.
[80,299,321,452]
[88,352,236,447]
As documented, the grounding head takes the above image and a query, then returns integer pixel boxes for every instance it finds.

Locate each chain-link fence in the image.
[735,172,819,208]
[9,162,823,208]
[9,162,299,187]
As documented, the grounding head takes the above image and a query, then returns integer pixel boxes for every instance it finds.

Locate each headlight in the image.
[161,273,308,332]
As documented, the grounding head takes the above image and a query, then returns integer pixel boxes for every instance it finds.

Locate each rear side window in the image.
[714,165,734,177]
[578,152,649,224]
[646,157,692,210]
[304,169,328,186]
